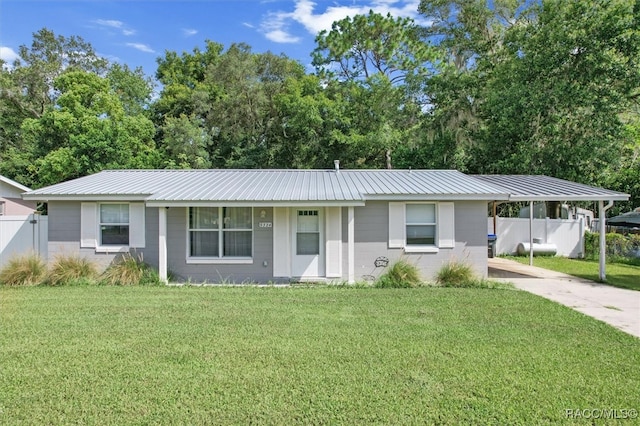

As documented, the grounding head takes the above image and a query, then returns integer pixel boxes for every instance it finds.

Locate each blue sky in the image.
[0,0,423,77]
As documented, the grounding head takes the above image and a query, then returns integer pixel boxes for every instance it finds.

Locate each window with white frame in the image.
[296,210,320,255]
[0,201,4,216]
[100,204,129,245]
[389,202,454,251]
[406,203,436,246]
[189,207,252,258]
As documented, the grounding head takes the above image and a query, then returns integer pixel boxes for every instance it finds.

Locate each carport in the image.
[474,175,630,281]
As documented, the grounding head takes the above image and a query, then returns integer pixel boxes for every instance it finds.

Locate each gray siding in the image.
[342,201,488,282]
[166,207,275,283]
[47,201,159,271]
[48,201,488,284]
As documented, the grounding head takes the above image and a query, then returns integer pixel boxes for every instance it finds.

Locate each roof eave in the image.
[508,194,630,202]
[145,200,366,207]
[22,194,152,202]
[1,175,31,192]
[364,194,511,201]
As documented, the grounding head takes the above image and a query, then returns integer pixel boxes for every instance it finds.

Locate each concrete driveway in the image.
[489,258,640,339]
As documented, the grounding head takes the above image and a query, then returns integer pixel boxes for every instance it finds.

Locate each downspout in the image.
[598,200,614,282]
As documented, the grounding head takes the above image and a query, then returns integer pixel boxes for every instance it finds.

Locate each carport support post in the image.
[529,200,534,266]
[598,200,613,282]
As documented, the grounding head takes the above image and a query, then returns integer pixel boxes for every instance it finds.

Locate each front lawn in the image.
[506,256,640,291]
[1,286,639,424]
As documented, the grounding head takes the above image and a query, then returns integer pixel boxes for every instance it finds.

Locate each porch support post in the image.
[348,206,355,284]
[159,207,168,284]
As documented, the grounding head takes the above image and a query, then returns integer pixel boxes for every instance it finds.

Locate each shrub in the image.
[435,261,513,289]
[584,231,640,260]
[47,255,98,286]
[0,253,47,286]
[436,261,477,287]
[375,260,422,288]
[101,253,162,286]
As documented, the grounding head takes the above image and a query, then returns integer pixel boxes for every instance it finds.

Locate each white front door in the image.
[292,208,324,278]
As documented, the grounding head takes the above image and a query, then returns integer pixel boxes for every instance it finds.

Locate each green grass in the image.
[1,287,639,424]
[505,256,640,291]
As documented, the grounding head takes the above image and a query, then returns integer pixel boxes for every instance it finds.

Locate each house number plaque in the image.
[258,222,272,228]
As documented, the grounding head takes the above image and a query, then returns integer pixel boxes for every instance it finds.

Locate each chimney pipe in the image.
[334,160,340,172]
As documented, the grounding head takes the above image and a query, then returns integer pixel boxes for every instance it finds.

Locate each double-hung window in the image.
[406,204,436,246]
[389,202,455,252]
[100,204,130,245]
[189,207,252,259]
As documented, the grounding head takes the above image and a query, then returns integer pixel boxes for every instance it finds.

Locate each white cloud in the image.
[260,0,423,44]
[266,29,301,44]
[0,46,20,65]
[94,19,136,36]
[261,11,301,43]
[243,22,255,29]
[126,43,155,53]
[95,19,124,29]
[183,28,198,37]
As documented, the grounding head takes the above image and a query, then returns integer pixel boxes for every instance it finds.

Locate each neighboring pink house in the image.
[0,175,36,215]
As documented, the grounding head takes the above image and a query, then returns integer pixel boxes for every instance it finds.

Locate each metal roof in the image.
[473,175,629,201]
[23,169,510,204]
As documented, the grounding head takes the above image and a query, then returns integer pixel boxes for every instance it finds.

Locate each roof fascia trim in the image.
[364,194,511,201]
[22,194,151,202]
[145,200,366,208]
[508,195,630,202]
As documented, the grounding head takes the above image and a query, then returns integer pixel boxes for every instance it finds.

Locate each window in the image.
[389,202,454,251]
[406,204,436,246]
[189,207,252,258]
[296,210,320,255]
[0,201,4,216]
[100,204,129,245]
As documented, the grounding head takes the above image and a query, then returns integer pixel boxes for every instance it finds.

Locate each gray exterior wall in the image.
[48,201,488,283]
[166,207,274,283]
[341,200,488,282]
[47,201,158,271]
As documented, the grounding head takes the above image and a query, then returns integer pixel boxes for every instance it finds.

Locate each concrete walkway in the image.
[489,258,640,339]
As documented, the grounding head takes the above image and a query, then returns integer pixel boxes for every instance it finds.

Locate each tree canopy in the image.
[1,2,639,209]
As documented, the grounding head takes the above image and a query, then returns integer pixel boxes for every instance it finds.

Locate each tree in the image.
[472,0,640,185]
[21,71,158,186]
[312,11,439,86]
[161,114,211,169]
[312,11,439,168]
[0,29,111,185]
[107,63,155,115]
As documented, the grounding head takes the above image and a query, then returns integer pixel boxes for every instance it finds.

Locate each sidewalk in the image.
[489,257,640,339]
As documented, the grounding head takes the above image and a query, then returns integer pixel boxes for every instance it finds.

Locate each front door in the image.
[292,209,324,278]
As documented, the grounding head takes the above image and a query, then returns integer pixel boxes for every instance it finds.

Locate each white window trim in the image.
[405,202,438,253]
[388,201,455,253]
[81,202,145,252]
[96,202,130,252]
[186,207,254,264]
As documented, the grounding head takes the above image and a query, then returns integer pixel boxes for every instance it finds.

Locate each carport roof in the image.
[473,175,629,201]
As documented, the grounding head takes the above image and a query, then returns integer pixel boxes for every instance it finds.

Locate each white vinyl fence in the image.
[0,214,48,269]
[488,217,585,258]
